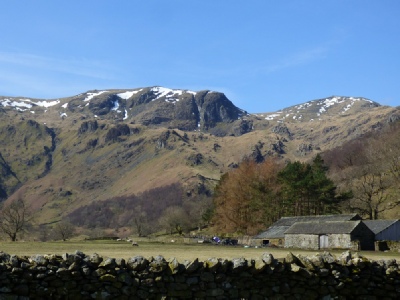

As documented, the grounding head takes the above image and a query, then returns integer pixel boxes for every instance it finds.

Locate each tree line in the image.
[0,183,212,241]
[67,183,211,237]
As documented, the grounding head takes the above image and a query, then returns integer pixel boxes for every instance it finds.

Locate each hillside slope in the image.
[1,88,399,224]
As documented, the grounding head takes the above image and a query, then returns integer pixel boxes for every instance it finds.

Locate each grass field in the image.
[1,240,399,262]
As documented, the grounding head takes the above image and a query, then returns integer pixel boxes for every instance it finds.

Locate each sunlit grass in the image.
[1,240,399,262]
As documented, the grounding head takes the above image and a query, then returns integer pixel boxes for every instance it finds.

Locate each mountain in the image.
[0,88,399,226]
[1,87,248,136]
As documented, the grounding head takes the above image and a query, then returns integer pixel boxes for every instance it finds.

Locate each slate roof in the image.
[285,221,362,235]
[253,226,288,239]
[363,220,398,234]
[254,214,361,239]
[273,214,361,227]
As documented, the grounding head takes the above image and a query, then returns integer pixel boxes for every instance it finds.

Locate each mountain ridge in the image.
[0,88,387,122]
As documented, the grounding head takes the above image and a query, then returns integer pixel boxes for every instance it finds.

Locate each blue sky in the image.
[1,1,399,113]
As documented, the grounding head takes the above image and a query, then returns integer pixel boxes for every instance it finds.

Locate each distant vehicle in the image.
[211,236,238,245]
[222,238,238,246]
[212,236,221,244]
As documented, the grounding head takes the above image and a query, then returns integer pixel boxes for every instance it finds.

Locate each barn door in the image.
[319,235,329,249]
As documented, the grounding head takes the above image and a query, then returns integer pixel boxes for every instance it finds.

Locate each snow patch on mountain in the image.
[117,90,141,100]
[294,102,313,110]
[111,99,120,111]
[151,87,196,103]
[84,91,107,102]
[1,99,33,111]
[265,112,282,120]
[0,98,60,111]
[35,99,60,107]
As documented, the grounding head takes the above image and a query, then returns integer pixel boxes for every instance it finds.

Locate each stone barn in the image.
[252,214,361,247]
[284,220,375,250]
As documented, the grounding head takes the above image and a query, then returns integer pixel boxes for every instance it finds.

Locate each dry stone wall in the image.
[0,250,400,299]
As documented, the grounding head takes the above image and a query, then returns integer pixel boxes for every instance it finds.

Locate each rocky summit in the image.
[0,87,399,224]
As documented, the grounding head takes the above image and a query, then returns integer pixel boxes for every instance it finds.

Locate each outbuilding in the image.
[253,214,361,247]
[363,220,400,241]
[284,220,375,250]
[363,219,400,251]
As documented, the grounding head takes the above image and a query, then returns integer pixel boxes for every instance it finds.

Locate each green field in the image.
[1,240,399,262]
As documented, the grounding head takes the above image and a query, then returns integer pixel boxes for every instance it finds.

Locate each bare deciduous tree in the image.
[53,221,75,241]
[132,208,152,237]
[38,224,50,242]
[349,172,400,219]
[0,198,31,241]
[159,206,191,235]
[133,216,145,237]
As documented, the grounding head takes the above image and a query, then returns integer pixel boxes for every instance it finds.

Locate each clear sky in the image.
[0,1,399,113]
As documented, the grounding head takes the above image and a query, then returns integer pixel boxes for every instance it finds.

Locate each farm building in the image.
[284,220,375,250]
[363,220,400,241]
[363,219,400,251]
[253,214,361,247]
